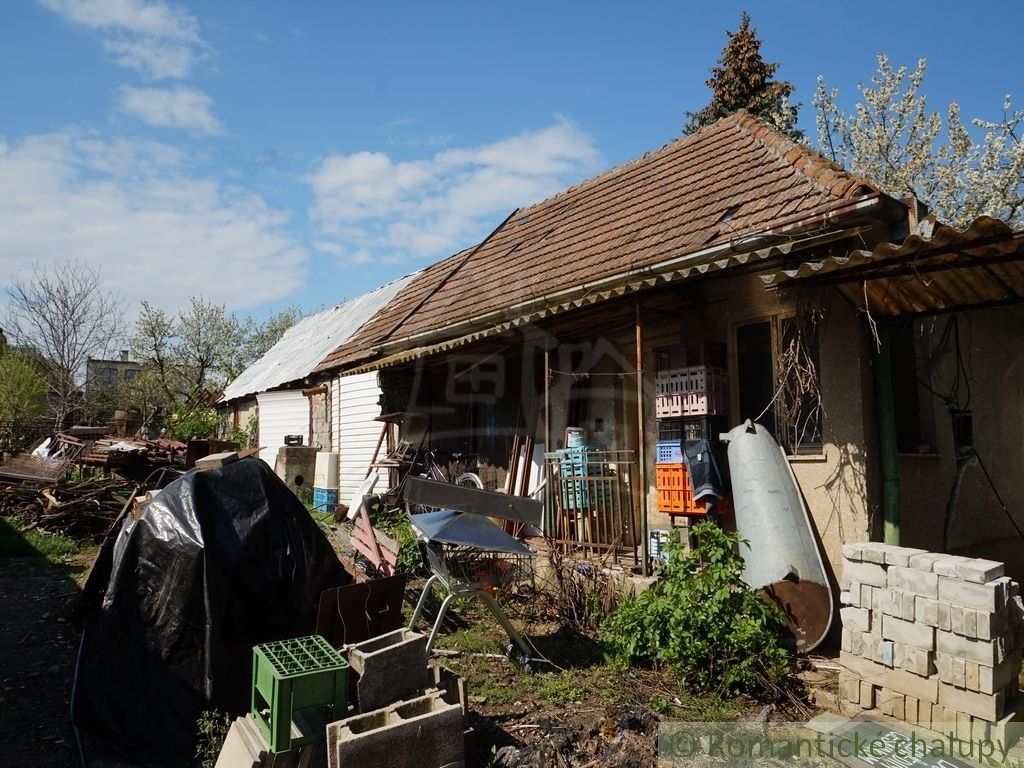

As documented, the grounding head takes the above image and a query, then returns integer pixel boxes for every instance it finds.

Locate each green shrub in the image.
[369,501,424,575]
[601,521,790,697]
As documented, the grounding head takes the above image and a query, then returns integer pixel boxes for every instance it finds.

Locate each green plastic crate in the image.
[251,635,349,753]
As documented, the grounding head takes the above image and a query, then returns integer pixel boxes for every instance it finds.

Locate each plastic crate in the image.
[655,365,727,396]
[655,440,683,464]
[312,487,338,514]
[656,391,727,418]
[655,463,730,516]
[657,419,683,442]
[681,415,729,442]
[251,635,349,753]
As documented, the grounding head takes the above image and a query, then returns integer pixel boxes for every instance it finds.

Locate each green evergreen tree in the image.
[684,12,800,137]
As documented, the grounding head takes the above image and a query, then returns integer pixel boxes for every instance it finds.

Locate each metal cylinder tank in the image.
[722,420,833,652]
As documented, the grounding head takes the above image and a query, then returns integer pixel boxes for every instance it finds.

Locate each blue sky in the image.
[1,0,1021,319]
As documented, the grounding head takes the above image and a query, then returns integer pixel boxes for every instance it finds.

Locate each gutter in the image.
[371,193,889,355]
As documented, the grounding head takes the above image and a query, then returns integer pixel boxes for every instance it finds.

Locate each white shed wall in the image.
[256,390,308,467]
[336,372,384,508]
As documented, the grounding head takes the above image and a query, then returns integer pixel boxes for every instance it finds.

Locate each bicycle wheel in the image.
[454,472,484,489]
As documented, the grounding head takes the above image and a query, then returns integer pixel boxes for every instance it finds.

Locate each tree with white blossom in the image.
[814,54,1024,228]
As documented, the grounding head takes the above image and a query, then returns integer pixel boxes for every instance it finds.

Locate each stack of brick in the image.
[839,542,1024,742]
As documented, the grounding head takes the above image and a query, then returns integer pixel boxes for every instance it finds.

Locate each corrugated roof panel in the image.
[221,273,417,402]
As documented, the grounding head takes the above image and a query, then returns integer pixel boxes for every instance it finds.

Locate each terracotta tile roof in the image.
[316,110,880,372]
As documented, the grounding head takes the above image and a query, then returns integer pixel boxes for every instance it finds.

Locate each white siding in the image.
[256,390,309,467]
[337,372,384,508]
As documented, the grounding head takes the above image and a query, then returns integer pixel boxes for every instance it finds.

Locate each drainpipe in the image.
[872,322,900,544]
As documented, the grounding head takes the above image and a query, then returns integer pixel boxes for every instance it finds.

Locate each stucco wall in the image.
[897,305,1024,578]
[640,274,876,578]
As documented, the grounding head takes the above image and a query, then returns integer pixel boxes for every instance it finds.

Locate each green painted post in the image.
[872,323,901,545]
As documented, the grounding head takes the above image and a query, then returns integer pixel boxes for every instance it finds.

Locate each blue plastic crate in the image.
[312,487,339,514]
[656,440,683,464]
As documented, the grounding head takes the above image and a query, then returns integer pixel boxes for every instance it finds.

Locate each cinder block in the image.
[861,584,875,611]
[880,589,915,621]
[936,601,953,632]
[345,629,429,714]
[962,608,978,639]
[839,652,939,703]
[956,559,1006,585]
[882,615,935,650]
[840,590,854,607]
[905,696,919,723]
[841,606,871,633]
[909,552,946,573]
[842,543,865,562]
[840,674,860,704]
[883,546,928,567]
[860,681,875,710]
[938,577,1005,612]
[877,687,898,717]
[952,657,967,689]
[933,555,976,578]
[939,683,1006,722]
[950,604,965,636]
[858,543,890,564]
[966,661,980,692]
[894,643,935,678]
[326,690,464,768]
[844,561,888,588]
[979,655,1022,696]
[915,596,940,627]
[975,608,1009,641]
[888,566,939,599]
[957,710,973,741]
[936,630,1009,667]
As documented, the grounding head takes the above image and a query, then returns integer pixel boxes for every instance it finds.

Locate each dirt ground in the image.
[0,554,87,767]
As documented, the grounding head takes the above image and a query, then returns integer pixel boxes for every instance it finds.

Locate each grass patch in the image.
[0,515,80,564]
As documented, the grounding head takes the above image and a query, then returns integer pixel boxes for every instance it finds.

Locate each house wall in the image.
[256,390,309,467]
[897,304,1024,578]
[639,274,877,579]
[334,372,386,509]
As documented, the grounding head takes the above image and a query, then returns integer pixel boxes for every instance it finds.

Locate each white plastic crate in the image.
[656,366,727,396]
[656,391,727,417]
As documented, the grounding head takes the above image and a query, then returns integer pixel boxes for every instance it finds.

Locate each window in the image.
[735,316,823,454]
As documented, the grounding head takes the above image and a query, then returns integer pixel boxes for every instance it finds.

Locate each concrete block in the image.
[938,577,1005,612]
[919,700,933,726]
[326,690,464,768]
[962,608,978,639]
[979,656,1022,696]
[957,710,973,741]
[862,633,881,663]
[939,683,1006,722]
[904,696,919,723]
[933,555,976,578]
[274,445,317,496]
[860,681,875,710]
[883,546,928,567]
[844,561,887,588]
[858,542,890,564]
[936,601,953,632]
[950,604,965,636]
[915,596,940,627]
[840,674,860,704]
[888,566,939,599]
[952,657,967,689]
[975,608,1009,641]
[882,615,935,650]
[966,661,980,692]
[909,552,947,573]
[936,630,1009,666]
[841,606,871,633]
[841,627,864,655]
[877,687,897,717]
[428,664,468,715]
[957,559,1006,584]
[879,589,915,621]
[345,629,429,714]
[839,652,939,703]
[842,543,864,562]
[894,643,935,677]
[840,590,854,607]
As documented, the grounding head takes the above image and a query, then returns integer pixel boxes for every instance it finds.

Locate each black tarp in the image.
[73,457,348,767]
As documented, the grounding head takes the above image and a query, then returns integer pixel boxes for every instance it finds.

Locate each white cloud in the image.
[39,0,207,79]
[309,118,602,266]
[0,131,307,312]
[118,85,222,135]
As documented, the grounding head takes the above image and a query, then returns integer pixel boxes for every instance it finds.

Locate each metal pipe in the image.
[872,322,901,544]
[635,301,649,576]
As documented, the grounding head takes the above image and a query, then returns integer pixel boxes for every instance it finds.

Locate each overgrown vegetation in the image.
[601,521,791,698]
[371,500,423,575]
[166,403,221,441]
[195,709,232,768]
[0,515,79,563]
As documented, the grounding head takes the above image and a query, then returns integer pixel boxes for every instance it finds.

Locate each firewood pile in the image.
[0,476,135,541]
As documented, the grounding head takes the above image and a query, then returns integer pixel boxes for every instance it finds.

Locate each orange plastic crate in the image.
[655,463,730,516]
